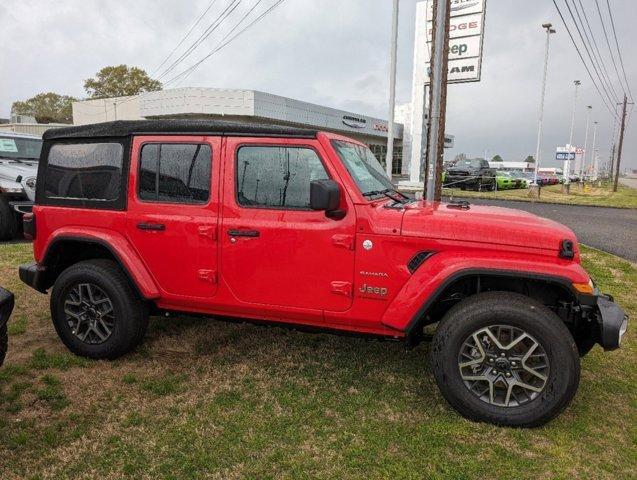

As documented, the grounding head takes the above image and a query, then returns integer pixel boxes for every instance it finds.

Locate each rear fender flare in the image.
[42,228,160,299]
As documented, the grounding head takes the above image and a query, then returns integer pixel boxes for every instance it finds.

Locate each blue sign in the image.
[556,152,576,160]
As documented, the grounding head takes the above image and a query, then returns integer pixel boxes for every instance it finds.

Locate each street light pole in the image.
[581,105,592,183]
[563,79,580,193]
[530,23,556,198]
[385,0,400,179]
[590,121,598,181]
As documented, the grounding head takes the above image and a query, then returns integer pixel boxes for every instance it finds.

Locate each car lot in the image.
[450,198,637,262]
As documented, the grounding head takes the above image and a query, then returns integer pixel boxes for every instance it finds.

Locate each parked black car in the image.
[0,287,14,366]
[445,159,496,191]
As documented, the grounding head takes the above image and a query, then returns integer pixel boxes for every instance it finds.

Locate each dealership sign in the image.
[342,115,367,129]
[421,0,487,85]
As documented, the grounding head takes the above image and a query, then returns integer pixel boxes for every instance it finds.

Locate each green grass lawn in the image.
[0,242,635,479]
[440,183,637,209]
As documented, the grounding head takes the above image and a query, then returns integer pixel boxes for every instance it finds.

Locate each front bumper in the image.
[595,295,629,350]
[8,200,34,215]
[0,286,15,330]
[580,292,629,351]
[19,262,48,293]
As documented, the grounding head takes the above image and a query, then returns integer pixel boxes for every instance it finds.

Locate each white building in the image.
[73,87,454,179]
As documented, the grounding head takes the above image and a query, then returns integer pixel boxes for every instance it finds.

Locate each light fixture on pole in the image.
[563,79,580,193]
[530,23,556,198]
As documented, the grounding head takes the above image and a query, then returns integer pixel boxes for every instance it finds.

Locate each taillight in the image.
[23,212,35,241]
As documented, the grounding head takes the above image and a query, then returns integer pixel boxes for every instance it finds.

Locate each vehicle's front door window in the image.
[236,146,328,209]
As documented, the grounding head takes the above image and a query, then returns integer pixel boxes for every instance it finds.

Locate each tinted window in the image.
[0,136,42,161]
[236,146,328,209]
[44,143,123,201]
[139,143,211,203]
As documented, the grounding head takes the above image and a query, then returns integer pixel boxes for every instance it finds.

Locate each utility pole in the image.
[580,105,592,183]
[530,23,556,198]
[614,95,631,192]
[425,0,451,202]
[563,79,580,193]
[385,0,400,179]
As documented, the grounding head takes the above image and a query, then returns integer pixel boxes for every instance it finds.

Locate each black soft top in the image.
[42,119,318,141]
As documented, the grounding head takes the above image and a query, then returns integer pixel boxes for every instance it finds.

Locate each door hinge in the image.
[330,281,352,297]
[198,269,217,283]
[331,234,354,250]
[198,225,217,241]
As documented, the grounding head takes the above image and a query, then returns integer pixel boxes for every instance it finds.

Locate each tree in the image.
[492,155,503,162]
[525,155,536,163]
[84,65,162,99]
[11,92,76,124]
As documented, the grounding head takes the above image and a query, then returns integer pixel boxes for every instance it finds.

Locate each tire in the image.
[0,324,7,366]
[0,198,16,241]
[50,259,148,360]
[430,291,580,427]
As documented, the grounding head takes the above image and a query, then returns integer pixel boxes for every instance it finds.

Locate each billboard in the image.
[421,0,487,85]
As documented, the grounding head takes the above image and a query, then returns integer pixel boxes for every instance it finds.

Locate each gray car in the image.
[0,132,41,239]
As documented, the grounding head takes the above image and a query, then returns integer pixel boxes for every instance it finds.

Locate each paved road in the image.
[449,197,637,262]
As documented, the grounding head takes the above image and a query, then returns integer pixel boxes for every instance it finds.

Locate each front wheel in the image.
[430,291,580,427]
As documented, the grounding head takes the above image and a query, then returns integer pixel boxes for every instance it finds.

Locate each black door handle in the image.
[227,229,260,238]
[137,223,166,231]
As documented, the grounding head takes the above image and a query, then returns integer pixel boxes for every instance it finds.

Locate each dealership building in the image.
[72,87,453,179]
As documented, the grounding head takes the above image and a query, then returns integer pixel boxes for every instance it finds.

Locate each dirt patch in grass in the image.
[0,243,635,479]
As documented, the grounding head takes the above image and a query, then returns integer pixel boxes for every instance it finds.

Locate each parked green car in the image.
[495,171,515,190]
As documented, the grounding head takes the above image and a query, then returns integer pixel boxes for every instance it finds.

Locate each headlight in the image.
[26,178,36,189]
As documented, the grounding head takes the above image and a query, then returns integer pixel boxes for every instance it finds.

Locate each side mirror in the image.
[310,179,343,217]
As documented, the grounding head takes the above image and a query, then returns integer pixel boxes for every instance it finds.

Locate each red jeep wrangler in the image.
[19,120,627,427]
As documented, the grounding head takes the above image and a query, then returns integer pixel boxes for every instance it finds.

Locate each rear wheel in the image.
[0,324,7,366]
[430,291,580,427]
[50,259,148,360]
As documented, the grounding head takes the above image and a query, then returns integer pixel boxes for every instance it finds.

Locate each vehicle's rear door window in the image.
[138,143,211,204]
[44,142,123,201]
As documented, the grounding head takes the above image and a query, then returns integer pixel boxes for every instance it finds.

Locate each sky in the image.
[0,0,635,170]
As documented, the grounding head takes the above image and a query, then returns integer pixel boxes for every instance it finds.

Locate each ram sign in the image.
[422,0,487,85]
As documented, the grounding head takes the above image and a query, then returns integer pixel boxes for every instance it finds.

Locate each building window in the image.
[236,146,329,209]
[139,143,211,204]
[369,143,403,175]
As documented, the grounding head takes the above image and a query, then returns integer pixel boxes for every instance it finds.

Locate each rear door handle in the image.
[227,229,260,238]
[137,222,166,231]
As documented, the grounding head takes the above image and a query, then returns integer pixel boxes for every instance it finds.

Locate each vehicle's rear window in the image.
[44,143,123,201]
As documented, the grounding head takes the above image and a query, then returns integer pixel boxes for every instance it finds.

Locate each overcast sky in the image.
[1,0,635,169]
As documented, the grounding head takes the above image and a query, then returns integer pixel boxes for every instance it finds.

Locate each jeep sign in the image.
[422,0,487,85]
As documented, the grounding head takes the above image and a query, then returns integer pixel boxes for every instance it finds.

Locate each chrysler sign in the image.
[342,115,367,129]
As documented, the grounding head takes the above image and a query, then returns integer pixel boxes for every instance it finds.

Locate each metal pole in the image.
[581,106,592,181]
[425,0,450,202]
[590,121,598,181]
[531,24,555,196]
[564,80,580,188]
[385,0,400,178]
[613,95,629,192]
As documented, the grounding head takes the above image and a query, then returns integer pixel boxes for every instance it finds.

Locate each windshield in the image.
[331,140,394,196]
[0,135,42,161]
[454,159,482,168]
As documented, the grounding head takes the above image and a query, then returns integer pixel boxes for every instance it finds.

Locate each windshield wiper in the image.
[362,188,410,204]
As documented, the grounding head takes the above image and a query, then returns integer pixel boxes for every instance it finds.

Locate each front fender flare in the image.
[380,250,588,333]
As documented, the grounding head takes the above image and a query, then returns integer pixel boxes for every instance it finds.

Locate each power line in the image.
[575,0,619,101]
[563,0,616,108]
[552,0,618,118]
[605,0,634,100]
[154,0,243,82]
[593,0,628,101]
[151,0,219,76]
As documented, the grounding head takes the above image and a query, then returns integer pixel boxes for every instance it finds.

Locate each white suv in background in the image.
[0,131,42,239]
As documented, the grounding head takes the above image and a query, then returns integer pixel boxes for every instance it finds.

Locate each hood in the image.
[0,159,38,201]
[400,201,577,253]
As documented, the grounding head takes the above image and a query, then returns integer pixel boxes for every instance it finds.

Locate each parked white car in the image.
[0,132,41,239]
